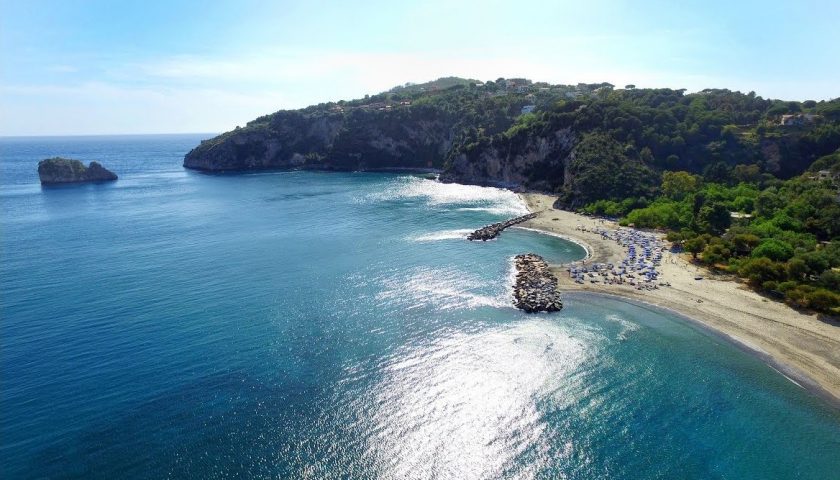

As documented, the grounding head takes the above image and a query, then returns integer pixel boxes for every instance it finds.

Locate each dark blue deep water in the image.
[2,135,839,479]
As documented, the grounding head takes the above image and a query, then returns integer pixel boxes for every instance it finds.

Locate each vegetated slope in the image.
[184,77,535,172]
[446,87,840,206]
[184,78,840,313]
[185,78,839,202]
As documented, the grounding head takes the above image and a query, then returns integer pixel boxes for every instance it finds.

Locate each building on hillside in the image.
[521,105,536,114]
[809,169,839,183]
[780,113,819,126]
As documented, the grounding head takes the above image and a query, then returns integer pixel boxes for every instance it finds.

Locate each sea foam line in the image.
[408,229,474,242]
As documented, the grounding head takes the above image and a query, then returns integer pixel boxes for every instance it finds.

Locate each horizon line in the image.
[0,132,221,139]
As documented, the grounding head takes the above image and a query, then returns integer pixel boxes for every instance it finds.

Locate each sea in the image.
[1,134,839,479]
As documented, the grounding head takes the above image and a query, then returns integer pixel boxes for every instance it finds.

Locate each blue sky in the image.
[1,0,838,135]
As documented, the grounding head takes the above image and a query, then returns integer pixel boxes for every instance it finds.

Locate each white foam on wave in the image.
[605,313,640,341]
[376,266,512,311]
[367,176,528,216]
[408,229,474,242]
[455,206,527,215]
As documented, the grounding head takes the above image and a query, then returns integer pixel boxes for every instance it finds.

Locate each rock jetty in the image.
[467,212,538,241]
[38,157,118,185]
[513,253,563,313]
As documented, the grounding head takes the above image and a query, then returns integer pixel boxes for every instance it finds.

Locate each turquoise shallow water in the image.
[1,135,839,479]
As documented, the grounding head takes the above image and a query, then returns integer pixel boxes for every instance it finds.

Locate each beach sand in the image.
[520,193,840,406]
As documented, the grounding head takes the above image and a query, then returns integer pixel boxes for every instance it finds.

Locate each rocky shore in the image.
[467,212,539,241]
[513,253,563,313]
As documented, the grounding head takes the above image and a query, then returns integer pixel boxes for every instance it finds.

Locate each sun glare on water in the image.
[352,320,592,478]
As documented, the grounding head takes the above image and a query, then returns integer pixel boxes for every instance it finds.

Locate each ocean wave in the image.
[605,313,640,341]
[367,176,528,216]
[376,266,513,311]
[407,229,474,242]
[454,206,527,215]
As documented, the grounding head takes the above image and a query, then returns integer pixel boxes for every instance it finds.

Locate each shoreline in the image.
[564,290,840,410]
[519,192,840,407]
[511,225,593,260]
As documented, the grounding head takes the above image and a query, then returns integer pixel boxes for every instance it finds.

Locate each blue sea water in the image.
[1,134,839,479]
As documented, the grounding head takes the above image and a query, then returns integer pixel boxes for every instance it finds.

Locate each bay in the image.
[1,135,839,479]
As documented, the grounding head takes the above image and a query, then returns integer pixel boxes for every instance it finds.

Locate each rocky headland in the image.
[38,158,118,185]
[513,253,563,313]
[182,109,455,172]
[180,77,838,211]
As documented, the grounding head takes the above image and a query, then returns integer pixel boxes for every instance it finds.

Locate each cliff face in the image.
[441,128,575,190]
[184,108,457,172]
[38,158,118,184]
[443,127,660,208]
[181,80,840,208]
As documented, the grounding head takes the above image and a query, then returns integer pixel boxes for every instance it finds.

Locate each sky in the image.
[1,0,838,136]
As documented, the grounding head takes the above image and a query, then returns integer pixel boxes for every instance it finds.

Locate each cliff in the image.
[184,79,542,173]
[38,158,118,185]
[185,109,461,172]
[441,127,575,190]
[183,78,840,208]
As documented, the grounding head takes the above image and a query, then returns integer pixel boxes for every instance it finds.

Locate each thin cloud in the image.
[46,65,79,73]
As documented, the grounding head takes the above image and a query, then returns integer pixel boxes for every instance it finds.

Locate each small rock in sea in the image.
[37,157,118,185]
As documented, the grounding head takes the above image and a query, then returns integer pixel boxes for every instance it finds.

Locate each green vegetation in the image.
[455,86,840,203]
[456,83,840,315]
[584,168,840,314]
[188,77,840,313]
[37,157,118,184]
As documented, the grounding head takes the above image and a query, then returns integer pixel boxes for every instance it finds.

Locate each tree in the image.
[805,289,840,312]
[733,164,761,183]
[786,257,809,280]
[818,270,840,290]
[738,257,786,286]
[684,236,707,260]
[697,202,731,234]
[702,241,731,266]
[625,202,683,229]
[703,162,732,183]
[752,238,795,262]
[661,171,700,201]
[755,189,784,218]
[731,233,760,254]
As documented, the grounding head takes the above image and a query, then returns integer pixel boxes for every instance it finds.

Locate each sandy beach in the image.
[520,193,840,406]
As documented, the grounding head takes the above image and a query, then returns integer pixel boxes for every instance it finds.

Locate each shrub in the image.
[752,239,795,262]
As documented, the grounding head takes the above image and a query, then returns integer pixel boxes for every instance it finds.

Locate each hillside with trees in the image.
[183,77,840,313]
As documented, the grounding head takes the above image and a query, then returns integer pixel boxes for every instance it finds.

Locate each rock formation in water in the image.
[37,158,118,185]
[467,213,538,241]
[513,253,563,313]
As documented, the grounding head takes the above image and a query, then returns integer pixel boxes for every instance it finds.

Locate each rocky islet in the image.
[37,157,118,185]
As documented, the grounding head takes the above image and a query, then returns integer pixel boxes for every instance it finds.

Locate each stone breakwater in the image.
[467,212,539,241]
[513,253,563,313]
